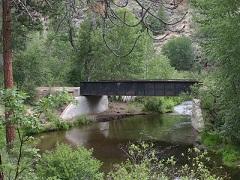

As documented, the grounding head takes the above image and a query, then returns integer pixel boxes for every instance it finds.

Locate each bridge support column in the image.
[61,95,108,120]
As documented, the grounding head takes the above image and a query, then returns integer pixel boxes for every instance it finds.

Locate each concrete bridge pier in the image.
[61,95,108,120]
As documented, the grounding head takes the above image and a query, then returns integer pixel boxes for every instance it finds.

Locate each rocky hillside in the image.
[153,0,193,51]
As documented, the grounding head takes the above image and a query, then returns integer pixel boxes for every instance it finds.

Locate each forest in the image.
[0,0,240,179]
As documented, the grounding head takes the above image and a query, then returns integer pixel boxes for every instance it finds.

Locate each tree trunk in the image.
[0,155,4,180]
[2,0,15,147]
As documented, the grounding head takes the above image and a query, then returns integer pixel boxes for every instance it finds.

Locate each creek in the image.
[37,103,240,179]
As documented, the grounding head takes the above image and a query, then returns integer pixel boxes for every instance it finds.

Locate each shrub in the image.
[35,91,73,122]
[220,145,240,167]
[36,144,103,180]
[108,142,222,180]
[201,131,240,167]
[162,36,194,71]
[202,131,222,147]
[143,97,163,113]
[143,97,182,113]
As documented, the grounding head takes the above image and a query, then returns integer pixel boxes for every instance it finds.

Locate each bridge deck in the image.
[80,80,198,96]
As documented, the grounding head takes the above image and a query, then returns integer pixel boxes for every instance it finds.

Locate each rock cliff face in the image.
[153,0,193,51]
[115,0,194,51]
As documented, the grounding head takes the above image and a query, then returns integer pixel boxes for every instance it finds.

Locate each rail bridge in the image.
[80,80,199,96]
[61,80,199,120]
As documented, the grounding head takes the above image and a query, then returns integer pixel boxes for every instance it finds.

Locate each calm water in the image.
[37,114,240,179]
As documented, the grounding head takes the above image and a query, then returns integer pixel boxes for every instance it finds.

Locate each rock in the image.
[191,99,204,132]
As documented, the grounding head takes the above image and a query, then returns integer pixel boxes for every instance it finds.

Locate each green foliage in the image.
[192,0,240,143]
[202,131,222,147]
[193,76,223,130]
[143,97,163,113]
[202,131,240,167]
[108,142,222,180]
[14,33,73,97]
[70,10,153,84]
[14,34,51,91]
[162,36,194,71]
[0,125,5,149]
[0,138,40,180]
[220,145,240,167]
[0,89,40,179]
[143,97,182,113]
[36,144,103,180]
[35,91,73,122]
[0,89,39,133]
[146,54,177,79]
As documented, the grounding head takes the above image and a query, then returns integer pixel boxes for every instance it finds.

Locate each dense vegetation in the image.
[36,144,103,180]
[162,36,194,71]
[192,0,240,165]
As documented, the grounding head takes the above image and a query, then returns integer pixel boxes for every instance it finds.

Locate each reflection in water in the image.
[36,114,240,178]
[37,114,197,171]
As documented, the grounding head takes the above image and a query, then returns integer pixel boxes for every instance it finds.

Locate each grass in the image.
[201,131,240,167]
[27,115,93,135]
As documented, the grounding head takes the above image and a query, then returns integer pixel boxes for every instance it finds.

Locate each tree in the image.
[162,36,194,71]
[192,0,240,142]
[2,0,15,148]
[146,55,176,79]
[14,33,73,97]
[70,9,153,84]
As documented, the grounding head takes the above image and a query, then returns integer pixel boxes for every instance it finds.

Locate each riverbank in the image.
[201,131,240,168]
[89,101,149,122]
[31,101,148,134]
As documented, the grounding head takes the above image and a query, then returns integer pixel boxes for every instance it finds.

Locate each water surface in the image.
[37,114,240,179]
[37,114,196,169]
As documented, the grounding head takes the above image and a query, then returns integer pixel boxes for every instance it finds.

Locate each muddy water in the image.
[37,114,240,179]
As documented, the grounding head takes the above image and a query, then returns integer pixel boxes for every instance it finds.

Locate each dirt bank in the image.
[89,101,149,122]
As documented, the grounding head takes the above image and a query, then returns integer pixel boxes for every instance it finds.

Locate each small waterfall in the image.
[173,101,193,116]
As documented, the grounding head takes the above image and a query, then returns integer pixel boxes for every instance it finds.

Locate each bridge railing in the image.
[80,80,199,96]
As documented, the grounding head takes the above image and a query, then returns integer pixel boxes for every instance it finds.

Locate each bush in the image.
[36,144,103,180]
[35,91,73,122]
[108,143,222,180]
[202,131,222,147]
[143,97,163,113]
[201,131,240,167]
[162,36,194,71]
[143,97,182,113]
[220,145,240,167]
